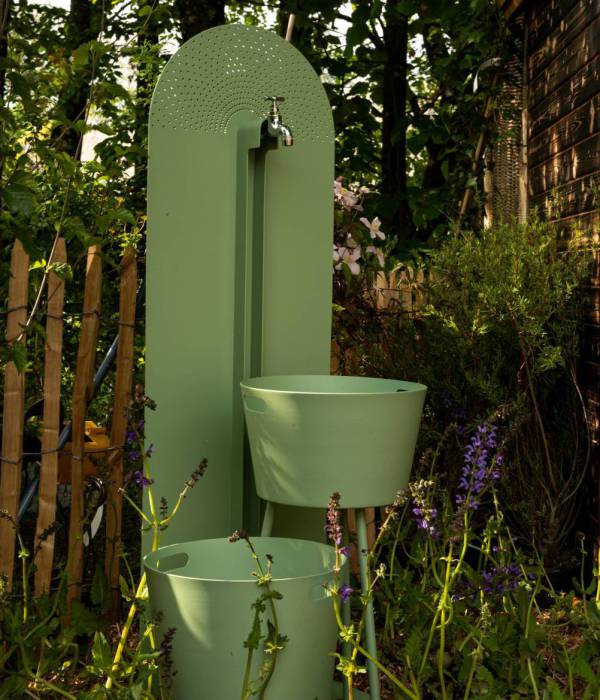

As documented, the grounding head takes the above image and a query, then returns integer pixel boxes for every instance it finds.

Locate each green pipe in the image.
[356,508,381,700]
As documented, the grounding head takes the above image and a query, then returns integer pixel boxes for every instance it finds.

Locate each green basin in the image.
[145,537,341,699]
[241,375,427,508]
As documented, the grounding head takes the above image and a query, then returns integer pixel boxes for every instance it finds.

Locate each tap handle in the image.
[264,96,285,115]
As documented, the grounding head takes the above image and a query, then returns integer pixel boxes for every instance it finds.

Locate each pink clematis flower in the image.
[335,245,361,275]
[334,179,363,211]
[360,216,385,240]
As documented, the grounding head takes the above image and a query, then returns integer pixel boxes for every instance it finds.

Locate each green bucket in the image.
[241,375,427,508]
[144,537,342,699]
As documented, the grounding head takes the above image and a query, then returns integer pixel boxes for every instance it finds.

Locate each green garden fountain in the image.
[145,23,426,700]
[146,24,333,544]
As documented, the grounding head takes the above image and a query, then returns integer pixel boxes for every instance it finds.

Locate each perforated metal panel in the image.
[150,24,333,143]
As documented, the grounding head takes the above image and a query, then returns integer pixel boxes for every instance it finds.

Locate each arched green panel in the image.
[146,25,334,546]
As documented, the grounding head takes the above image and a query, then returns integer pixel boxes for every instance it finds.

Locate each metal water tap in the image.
[264,96,294,147]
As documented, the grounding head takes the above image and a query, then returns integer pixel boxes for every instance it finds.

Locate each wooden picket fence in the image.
[0,239,137,615]
[1,241,426,600]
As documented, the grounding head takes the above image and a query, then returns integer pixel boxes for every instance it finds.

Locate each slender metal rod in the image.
[342,510,352,699]
[260,500,275,536]
[356,508,381,700]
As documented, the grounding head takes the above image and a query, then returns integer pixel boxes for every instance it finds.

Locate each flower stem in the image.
[105,572,147,689]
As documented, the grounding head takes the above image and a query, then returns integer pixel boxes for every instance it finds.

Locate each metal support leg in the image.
[260,500,275,536]
[356,508,380,700]
[342,510,351,699]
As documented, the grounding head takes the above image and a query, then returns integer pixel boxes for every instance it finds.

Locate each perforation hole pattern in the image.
[150,24,334,144]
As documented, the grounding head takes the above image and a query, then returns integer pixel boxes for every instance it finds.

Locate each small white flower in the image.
[360,216,385,240]
[335,245,362,275]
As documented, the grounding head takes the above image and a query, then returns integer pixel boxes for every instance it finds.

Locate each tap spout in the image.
[264,96,294,147]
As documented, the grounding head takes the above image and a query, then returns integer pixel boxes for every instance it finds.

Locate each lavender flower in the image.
[134,470,152,488]
[160,496,168,519]
[126,430,136,445]
[185,459,208,489]
[409,480,438,537]
[456,423,502,510]
[325,492,343,546]
[339,584,353,602]
[128,450,141,462]
[481,565,521,594]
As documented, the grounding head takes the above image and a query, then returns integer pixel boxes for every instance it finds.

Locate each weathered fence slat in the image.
[0,241,29,589]
[67,245,102,608]
[105,247,137,614]
[34,238,67,596]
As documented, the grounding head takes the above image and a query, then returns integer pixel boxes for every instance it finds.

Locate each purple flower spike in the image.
[339,584,353,602]
[457,423,502,509]
[480,564,522,595]
[340,545,352,558]
[410,479,438,538]
[126,430,136,445]
[128,450,141,461]
[134,470,152,488]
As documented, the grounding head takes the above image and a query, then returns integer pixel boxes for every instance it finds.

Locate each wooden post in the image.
[67,245,102,608]
[105,247,137,614]
[0,240,29,589]
[285,14,295,42]
[34,238,67,596]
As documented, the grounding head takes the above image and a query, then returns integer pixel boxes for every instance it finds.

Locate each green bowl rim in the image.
[144,537,345,583]
[240,374,427,396]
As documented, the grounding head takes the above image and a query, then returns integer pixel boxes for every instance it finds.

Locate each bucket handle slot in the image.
[155,552,189,573]
[243,394,267,414]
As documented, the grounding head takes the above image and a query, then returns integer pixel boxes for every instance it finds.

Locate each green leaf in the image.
[72,42,90,69]
[69,600,99,636]
[29,259,47,271]
[91,565,109,608]
[47,261,73,281]
[2,183,37,216]
[119,574,132,602]
[91,631,112,670]
[8,341,28,373]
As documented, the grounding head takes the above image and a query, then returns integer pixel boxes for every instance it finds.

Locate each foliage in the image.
[237,0,515,247]
[229,530,287,700]
[0,387,207,698]
[0,0,513,402]
[331,178,389,375]
[334,217,596,565]
[326,424,600,699]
